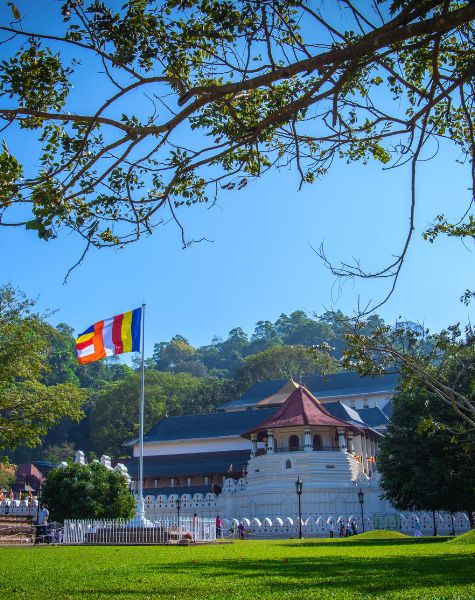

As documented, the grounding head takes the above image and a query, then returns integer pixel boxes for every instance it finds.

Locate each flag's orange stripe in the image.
[93,321,106,361]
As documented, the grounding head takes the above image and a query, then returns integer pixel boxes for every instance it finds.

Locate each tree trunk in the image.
[467,510,475,529]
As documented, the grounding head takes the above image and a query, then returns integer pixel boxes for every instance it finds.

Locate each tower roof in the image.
[255,378,300,407]
[242,385,361,438]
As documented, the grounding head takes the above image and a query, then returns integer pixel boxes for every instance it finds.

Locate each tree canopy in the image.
[41,461,135,522]
[1,1,474,295]
[0,284,86,451]
[342,319,475,428]
[88,369,233,455]
[378,367,475,528]
[236,344,336,390]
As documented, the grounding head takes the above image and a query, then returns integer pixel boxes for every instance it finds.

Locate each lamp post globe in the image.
[295,476,303,539]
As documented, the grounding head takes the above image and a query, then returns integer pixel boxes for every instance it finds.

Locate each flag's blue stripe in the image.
[79,324,94,337]
[131,307,142,352]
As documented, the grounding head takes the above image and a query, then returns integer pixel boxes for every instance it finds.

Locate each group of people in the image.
[215,515,246,539]
[328,518,359,538]
[216,516,247,539]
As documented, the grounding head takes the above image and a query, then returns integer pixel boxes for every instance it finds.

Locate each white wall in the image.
[134,435,252,457]
[320,392,394,410]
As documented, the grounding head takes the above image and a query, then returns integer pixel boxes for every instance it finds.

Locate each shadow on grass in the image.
[283,537,450,548]
[130,550,475,598]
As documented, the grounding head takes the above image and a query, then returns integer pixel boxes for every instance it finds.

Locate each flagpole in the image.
[138,303,146,520]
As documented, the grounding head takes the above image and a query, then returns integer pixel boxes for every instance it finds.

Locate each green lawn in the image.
[1,532,474,599]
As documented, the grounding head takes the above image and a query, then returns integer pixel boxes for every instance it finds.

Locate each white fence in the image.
[63,517,216,545]
[226,512,472,538]
[0,499,38,516]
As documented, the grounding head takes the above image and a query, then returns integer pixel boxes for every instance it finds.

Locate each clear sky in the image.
[1,2,473,359]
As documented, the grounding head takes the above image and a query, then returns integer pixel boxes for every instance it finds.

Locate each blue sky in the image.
[0,2,473,358]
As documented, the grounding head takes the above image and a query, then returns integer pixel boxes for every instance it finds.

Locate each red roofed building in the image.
[218,384,386,520]
[13,463,48,494]
[242,385,378,461]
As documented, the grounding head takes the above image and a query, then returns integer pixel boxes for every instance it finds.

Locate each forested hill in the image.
[149,310,385,379]
[6,309,385,463]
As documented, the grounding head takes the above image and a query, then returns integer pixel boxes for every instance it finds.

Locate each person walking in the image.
[351,519,358,536]
[215,515,222,538]
[339,521,345,538]
[346,521,352,537]
[414,521,423,537]
[238,521,245,539]
[328,520,335,538]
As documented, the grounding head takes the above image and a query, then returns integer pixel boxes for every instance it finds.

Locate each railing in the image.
[63,516,216,545]
[273,445,338,453]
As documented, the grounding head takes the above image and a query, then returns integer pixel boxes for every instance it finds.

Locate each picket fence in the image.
[63,516,216,545]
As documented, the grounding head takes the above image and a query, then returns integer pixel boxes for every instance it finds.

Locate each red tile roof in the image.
[242,386,361,437]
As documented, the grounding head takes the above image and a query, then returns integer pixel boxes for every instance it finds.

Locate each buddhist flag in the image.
[76,307,142,364]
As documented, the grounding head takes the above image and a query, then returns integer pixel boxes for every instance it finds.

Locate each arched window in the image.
[285,459,292,469]
[289,435,299,452]
[313,434,322,451]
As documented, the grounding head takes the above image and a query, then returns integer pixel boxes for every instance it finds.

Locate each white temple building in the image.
[125,373,397,525]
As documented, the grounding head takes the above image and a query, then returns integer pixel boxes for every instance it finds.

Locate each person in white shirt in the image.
[35,505,49,544]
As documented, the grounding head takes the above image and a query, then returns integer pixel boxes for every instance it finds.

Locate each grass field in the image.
[1,531,474,599]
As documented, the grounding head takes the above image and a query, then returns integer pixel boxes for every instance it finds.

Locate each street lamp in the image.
[295,476,303,539]
[175,497,181,539]
[358,488,365,533]
[36,482,42,524]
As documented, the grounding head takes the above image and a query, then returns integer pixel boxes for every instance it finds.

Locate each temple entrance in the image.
[313,434,322,451]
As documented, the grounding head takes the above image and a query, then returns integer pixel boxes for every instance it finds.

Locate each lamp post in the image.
[295,476,303,539]
[176,497,181,536]
[358,488,365,533]
[36,482,42,524]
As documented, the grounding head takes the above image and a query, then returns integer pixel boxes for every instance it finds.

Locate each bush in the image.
[41,462,135,522]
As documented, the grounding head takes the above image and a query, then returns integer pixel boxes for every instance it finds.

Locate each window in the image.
[313,434,322,451]
[285,459,292,469]
[289,435,300,451]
